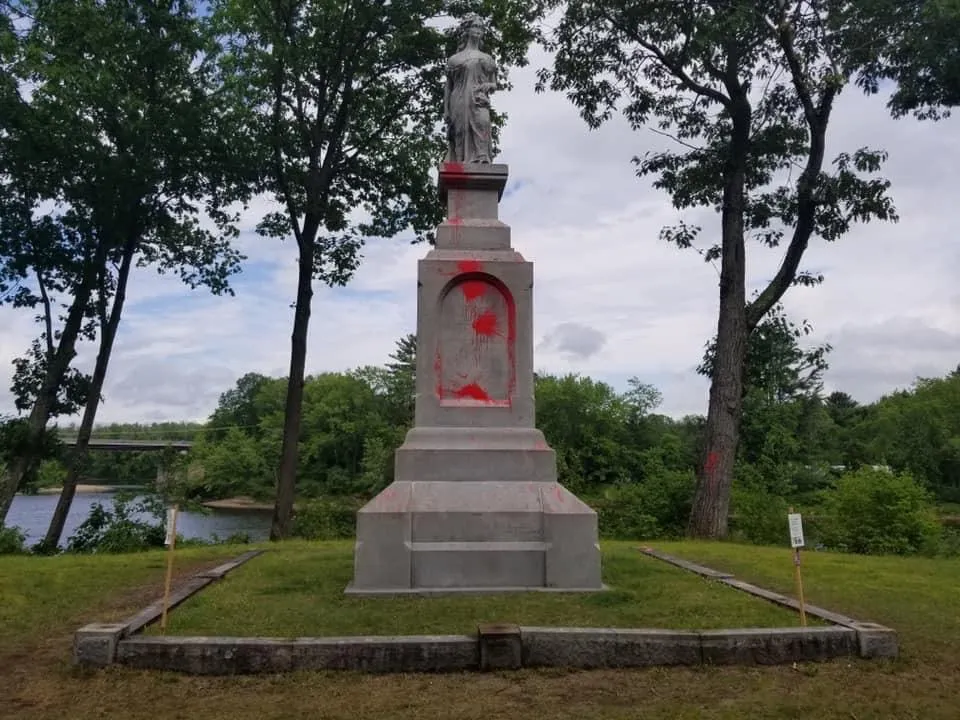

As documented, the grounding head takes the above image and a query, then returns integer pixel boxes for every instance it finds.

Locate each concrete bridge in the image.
[59,438,193,452]
[57,437,193,487]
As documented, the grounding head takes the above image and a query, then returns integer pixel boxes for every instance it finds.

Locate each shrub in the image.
[67,493,167,553]
[0,524,27,554]
[730,485,792,546]
[594,469,695,540]
[818,468,942,555]
[292,497,360,540]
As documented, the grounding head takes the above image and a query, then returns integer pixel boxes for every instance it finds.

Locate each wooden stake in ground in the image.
[160,504,179,635]
[788,508,807,627]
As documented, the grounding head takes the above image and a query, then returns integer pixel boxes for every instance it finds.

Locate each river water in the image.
[7,492,273,547]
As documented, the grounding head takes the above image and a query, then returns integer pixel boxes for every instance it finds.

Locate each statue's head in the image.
[456,13,485,49]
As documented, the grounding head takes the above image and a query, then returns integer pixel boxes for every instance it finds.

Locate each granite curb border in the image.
[73,546,898,674]
[74,549,264,667]
[98,624,863,675]
[637,547,899,660]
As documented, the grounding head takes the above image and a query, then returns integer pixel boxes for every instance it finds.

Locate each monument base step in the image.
[344,583,609,597]
[410,540,546,588]
[349,480,603,593]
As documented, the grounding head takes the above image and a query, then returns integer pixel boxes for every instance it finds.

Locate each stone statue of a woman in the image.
[444,14,497,164]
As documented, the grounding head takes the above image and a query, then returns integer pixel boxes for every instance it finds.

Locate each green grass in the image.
[154,540,803,637]
[656,540,960,656]
[4,539,960,719]
[0,544,239,650]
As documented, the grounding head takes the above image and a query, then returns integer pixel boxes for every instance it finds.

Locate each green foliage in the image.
[847,0,960,118]
[818,468,942,556]
[534,373,638,492]
[0,523,26,554]
[595,467,695,540]
[66,493,167,554]
[291,497,361,541]
[729,465,793,547]
[700,304,831,404]
[185,429,270,501]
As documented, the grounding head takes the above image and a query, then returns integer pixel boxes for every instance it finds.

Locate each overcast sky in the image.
[1,48,958,426]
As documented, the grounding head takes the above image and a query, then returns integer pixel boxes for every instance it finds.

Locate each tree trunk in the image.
[0,270,96,523]
[688,301,748,538]
[270,236,315,540]
[42,243,135,549]
[687,98,751,539]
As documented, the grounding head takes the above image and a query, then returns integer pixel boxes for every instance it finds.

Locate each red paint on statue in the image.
[472,309,498,337]
[443,162,466,175]
[504,287,517,398]
[461,280,486,301]
[434,350,444,399]
[453,383,491,401]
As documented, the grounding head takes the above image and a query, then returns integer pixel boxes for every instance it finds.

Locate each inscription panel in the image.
[436,274,514,405]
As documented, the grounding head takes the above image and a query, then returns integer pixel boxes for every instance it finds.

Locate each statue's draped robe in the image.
[446,49,496,164]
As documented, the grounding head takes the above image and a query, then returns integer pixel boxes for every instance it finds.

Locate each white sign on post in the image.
[788,512,805,548]
[164,506,177,547]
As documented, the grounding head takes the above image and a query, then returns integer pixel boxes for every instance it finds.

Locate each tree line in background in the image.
[13,316,960,558]
[1,0,958,549]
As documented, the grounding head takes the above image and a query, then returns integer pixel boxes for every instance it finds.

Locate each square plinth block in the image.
[347,480,602,594]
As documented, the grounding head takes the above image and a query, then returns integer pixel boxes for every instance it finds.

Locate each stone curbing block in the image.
[74,623,128,667]
[117,635,479,675]
[196,550,264,580]
[478,623,522,671]
[700,627,857,665]
[520,627,702,668]
[853,623,899,659]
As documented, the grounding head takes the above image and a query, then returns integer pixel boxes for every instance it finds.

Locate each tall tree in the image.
[384,332,417,426]
[0,5,102,515]
[0,0,249,546]
[537,1,897,537]
[208,372,272,440]
[212,0,533,539]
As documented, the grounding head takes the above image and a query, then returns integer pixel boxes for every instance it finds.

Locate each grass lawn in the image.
[1,539,959,719]
[153,540,802,636]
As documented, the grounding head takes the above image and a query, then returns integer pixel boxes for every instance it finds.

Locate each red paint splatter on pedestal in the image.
[460,281,486,301]
[453,383,491,402]
[457,259,482,273]
[472,309,498,337]
[434,350,444,399]
[443,162,465,175]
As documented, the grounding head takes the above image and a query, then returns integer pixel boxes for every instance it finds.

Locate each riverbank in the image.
[35,484,117,495]
[201,496,273,511]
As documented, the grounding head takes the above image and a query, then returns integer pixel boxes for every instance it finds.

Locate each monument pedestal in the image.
[347,163,602,595]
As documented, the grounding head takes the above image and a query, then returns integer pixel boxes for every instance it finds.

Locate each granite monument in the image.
[347,15,602,594]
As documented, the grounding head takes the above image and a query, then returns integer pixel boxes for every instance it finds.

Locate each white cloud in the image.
[2,50,959,425]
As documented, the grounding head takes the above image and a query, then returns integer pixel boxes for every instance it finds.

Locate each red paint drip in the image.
[472,310,498,336]
[461,280,486,301]
[453,383,490,401]
[443,162,465,175]
[434,350,444,399]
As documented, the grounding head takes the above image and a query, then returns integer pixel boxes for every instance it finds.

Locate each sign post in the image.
[788,508,807,627]
[160,504,179,635]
